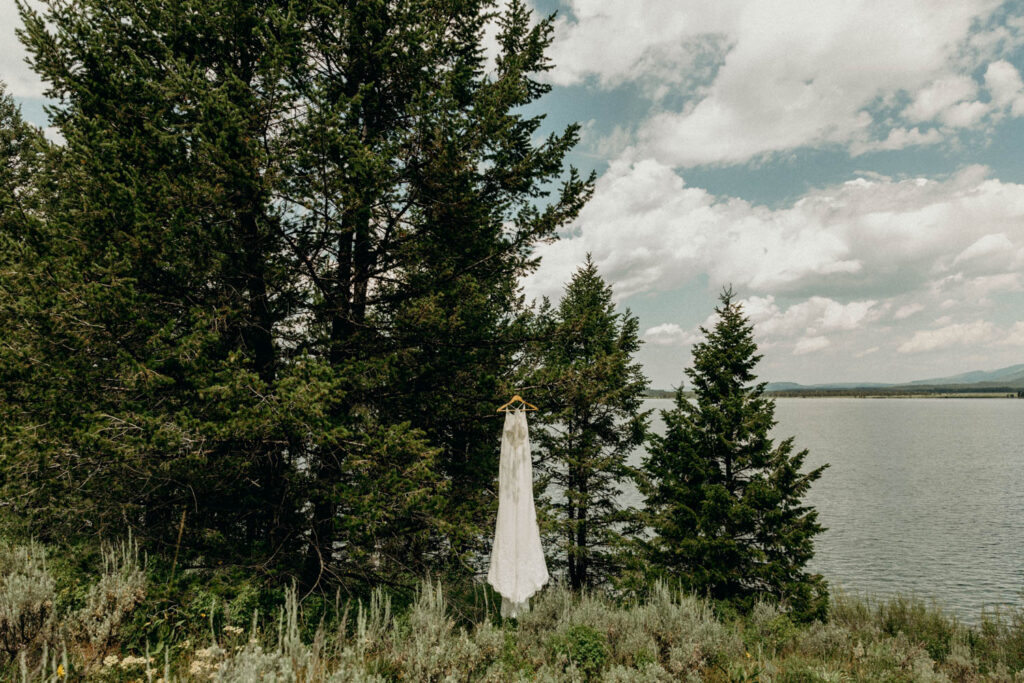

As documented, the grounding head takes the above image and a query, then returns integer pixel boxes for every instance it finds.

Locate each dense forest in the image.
[4,1,1020,681]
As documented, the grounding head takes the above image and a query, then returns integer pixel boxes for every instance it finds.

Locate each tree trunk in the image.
[303,0,382,588]
[567,459,589,591]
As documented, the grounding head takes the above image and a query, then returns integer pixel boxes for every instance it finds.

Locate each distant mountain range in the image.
[905,363,1024,386]
[644,363,1024,397]
[762,363,1024,394]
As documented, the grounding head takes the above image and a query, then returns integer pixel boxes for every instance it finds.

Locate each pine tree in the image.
[284,0,593,578]
[533,256,648,590]
[4,0,592,588]
[642,288,828,619]
[0,86,55,533]
[8,0,327,568]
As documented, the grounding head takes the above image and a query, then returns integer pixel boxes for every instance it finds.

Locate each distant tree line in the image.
[0,0,826,619]
[768,388,1024,398]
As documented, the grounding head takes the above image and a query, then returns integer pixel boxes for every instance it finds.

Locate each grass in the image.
[2,537,1023,681]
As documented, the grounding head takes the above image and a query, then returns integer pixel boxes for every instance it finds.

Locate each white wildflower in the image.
[190,644,226,680]
[195,645,224,659]
[118,654,153,669]
[189,658,222,678]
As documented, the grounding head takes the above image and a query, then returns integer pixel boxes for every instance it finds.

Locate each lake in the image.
[630,397,1024,620]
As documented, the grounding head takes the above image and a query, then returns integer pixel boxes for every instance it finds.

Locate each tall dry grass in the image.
[1,537,1022,681]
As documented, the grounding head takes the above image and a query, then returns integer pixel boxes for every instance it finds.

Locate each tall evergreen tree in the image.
[3,0,592,589]
[283,0,593,578]
[0,86,54,533]
[533,257,648,590]
[642,288,828,619]
[8,0,330,570]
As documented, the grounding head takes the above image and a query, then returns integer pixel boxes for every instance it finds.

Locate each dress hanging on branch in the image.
[488,398,549,618]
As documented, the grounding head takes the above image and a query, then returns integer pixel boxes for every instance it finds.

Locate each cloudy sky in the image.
[5,1,1024,387]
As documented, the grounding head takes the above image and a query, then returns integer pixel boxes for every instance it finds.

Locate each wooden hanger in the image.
[497,394,538,412]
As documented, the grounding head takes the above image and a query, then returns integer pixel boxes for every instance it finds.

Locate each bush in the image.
[601,662,673,682]
[73,536,146,654]
[549,624,608,680]
[395,581,498,681]
[744,602,797,657]
[877,595,961,662]
[635,582,743,673]
[5,534,1024,682]
[792,620,855,661]
[0,540,55,660]
[972,606,1024,673]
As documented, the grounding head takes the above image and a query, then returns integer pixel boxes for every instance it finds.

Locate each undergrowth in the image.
[1,537,1022,681]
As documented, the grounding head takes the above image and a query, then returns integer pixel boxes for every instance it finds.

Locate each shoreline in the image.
[768,392,1022,399]
[644,393,1023,399]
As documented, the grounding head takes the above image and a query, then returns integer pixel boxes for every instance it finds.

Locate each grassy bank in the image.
[2,538,1023,682]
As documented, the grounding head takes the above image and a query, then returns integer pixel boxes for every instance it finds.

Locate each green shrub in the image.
[550,624,608,680]
[972,607,1024,673]
[877,595,961,662]
[792,621,855,661]
[640,583,743,673]
[775,658,847,683]
[828,590,877,637]
[73,537,146,654]
[601,662,673,682]
[494,629,533,677]
[0,540,55,660]
[396,582,497,681]
[745,602,798,656]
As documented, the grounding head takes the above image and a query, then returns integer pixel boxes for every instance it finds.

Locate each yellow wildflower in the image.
[56,664,65,677]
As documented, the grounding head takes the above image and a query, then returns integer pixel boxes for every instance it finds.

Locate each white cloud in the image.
[953,232,1015,264]
[893,303,924,320]
[940,100,991,128]
[984,60,1024,116]
[0,1,46,98]
[904,76,978,122]
[996,321,1024,347]
[526,160,1024,305]
[579,121,635,161]
[793,335,831,355]
[929,272,1024,306]
[888,59,1024,132]
[527,159,1024,383]
[547,1,736,91]
[548,0,1021,165]
[643,323,701,347]
[538,3,1024,385]
[849,127,944,156]
[898,320,996,353]
[741,295,879,339]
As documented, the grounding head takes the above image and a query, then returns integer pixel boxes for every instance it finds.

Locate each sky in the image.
[4,1,1024,387]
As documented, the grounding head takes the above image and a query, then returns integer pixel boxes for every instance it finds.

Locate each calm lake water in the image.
[630,398,1024,619]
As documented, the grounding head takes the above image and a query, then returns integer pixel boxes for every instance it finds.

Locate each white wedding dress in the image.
[487,409,549,618]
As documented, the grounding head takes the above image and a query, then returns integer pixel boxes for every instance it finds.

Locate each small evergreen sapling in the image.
[642,288,828,620]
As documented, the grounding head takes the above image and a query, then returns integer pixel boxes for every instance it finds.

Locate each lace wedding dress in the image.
[487,409,549,618]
